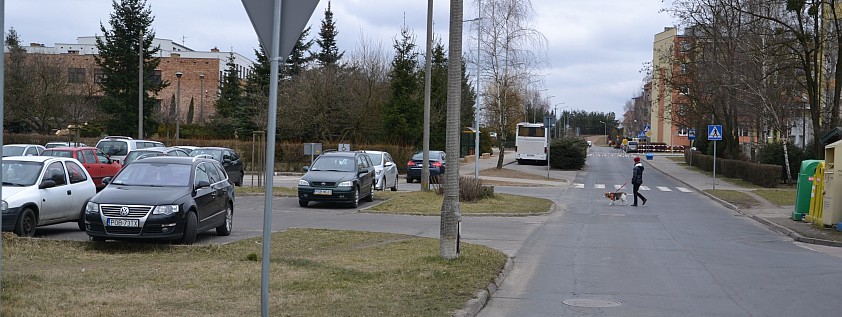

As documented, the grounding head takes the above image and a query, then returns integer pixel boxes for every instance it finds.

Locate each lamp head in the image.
[175,71,183,78]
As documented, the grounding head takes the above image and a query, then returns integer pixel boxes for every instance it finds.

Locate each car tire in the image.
[391,175,398,191]
[179,211,198,245]
[14,208,37,237]
[77,207,86,231]
[299,200,309,208]
[90,236,106,242]
[363,185,374,202]
[216,203,233,236]
[235,171,243,187]
[349,188,360,208]
[406,177,413,183]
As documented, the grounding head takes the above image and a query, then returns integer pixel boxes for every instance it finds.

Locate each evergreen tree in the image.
[95,0,166,137]
[315,1,344,67]
[385,26,423,146]
[186,96,195,125]
[285,26,314,77]
[212,53,245,138]
[4,28,30,132]
[429,42,448,150]
[460,59,476,134]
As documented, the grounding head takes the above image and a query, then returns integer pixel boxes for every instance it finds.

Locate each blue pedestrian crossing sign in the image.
[643,124,651,132]
[708,125,722,141]
[688,128,696,140]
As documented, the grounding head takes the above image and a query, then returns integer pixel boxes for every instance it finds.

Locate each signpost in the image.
[688,128,696,166]
[708,125,722,189]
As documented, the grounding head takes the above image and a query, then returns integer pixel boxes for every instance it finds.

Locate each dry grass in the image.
[478,167,557,181]
[369,190,552,216]
[235,186,297,196]
[705,189,761,209]
[753,189,796,206]
[1,229,507,317]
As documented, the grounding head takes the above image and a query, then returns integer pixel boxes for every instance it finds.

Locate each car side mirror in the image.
[102,177,111,185]
[39,179,57,189]
[385,162,394,167]
[303,166,309,172]
[196,180,210,189]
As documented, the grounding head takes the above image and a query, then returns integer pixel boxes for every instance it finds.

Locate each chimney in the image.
[210,47,219,52]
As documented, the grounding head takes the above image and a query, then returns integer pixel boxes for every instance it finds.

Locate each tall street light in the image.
[599,120,607,145]
[199,73,205,123]
[175,71,183,143]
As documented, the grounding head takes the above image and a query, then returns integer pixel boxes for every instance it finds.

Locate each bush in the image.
[685,150,782,187]
[433,176,495,202]
[549,136,587,170]
[756,141,811,181]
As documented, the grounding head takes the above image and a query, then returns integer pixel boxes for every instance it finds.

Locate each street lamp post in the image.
[199,73,205,123]
[175,71,183,143]
[599,121,607,145]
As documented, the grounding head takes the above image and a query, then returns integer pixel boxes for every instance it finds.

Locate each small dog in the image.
[604,192,628,206]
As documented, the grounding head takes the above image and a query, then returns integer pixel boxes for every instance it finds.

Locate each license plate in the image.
[314,189,332,195]
[107,218,139,227]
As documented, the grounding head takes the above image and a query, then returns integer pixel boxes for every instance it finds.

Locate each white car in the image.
[1,156,97,236]
[361,150,399,191]
[2,144,46,157]
[95,136,165,165]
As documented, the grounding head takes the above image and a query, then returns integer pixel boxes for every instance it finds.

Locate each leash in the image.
[615,181,627,194]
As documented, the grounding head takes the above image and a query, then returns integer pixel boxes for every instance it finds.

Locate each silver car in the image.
[361,150,399,191]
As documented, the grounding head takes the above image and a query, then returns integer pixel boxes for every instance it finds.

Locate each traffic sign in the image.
[708,125,722,141]
[643,124,651,132]
[688,128,696,140]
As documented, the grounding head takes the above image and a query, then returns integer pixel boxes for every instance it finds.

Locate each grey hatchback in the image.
[297,151,375,208]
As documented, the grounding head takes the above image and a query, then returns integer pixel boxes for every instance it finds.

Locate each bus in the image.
[515,122,548,165]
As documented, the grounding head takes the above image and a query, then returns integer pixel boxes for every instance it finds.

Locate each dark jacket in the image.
[632,163,644,185]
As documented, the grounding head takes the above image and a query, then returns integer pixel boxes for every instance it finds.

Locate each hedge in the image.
[684,150,781,188]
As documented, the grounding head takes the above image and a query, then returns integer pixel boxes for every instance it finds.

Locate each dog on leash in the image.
[604,192,628,206]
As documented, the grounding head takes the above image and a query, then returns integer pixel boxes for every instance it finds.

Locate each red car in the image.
[41,147,121,190]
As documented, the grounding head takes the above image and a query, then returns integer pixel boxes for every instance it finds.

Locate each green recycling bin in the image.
[793,159,823,221]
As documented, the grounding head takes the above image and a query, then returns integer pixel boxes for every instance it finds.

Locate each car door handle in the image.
[66,190,72,195]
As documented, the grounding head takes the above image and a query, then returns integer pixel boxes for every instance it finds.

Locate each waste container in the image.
[645,153,654,160]
[793,159,823,220]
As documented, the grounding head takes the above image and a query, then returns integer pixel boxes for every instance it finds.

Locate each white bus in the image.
[515,122,548,165]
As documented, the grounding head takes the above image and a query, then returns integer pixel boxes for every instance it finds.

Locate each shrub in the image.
[549,136,587,170]
[757,141,810,181]
[433,176,495,202]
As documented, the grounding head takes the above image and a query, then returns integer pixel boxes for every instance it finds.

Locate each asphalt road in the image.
[477,146,842,316]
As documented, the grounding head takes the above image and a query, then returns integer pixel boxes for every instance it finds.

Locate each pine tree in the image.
[95,0,166,137]
[285,26,314,77]
[315,1,344,67]
[212,53,244,138]
[429,42,448,150]
[385,26,423,146]
[186,96,195,125]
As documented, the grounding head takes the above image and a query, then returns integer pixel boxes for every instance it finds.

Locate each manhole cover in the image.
[562,298,621,308]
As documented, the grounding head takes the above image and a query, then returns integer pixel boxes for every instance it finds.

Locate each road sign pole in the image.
[713,141,717,190]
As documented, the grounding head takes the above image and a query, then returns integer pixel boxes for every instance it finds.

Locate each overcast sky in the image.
[6,0,676,119]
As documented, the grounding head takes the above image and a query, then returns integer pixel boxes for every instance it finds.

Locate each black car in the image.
[84,156,234,245]
[123,147,191,166]
[297,151,375,208]
[190,147,245,186]
[405,150,446,183]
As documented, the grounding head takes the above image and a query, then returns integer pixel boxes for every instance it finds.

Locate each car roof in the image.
[193,146,230,151]
[3,144,41,148]
[320,151,358,157]
[3,155,67,163]
[129,156,214,165]
[359,150,385,154]
[43,146,98,151]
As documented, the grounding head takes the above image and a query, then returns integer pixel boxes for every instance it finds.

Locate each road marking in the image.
[574,183,584,188]
[640,186,650,190]
[657,186,672,191]
[614,184,624,189]
[595,184,605,189]
[677,187,693,193]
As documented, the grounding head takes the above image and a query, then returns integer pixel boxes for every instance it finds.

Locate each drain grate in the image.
[562,298,621,308]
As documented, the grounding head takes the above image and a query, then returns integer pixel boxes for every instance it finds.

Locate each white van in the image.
[626,141,639,153]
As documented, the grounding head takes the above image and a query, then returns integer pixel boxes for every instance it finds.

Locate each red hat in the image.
[634,156,640,162]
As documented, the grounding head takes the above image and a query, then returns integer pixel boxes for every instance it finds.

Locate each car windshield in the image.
[98,140,128,156]
[111,162,191,187]
[41,150,73,158]
[190,149,223,161]
[2,146,25,157]
[365,153,382,165]
[124,150,160,165]
[310,156,356,172]
[2,161,44,186]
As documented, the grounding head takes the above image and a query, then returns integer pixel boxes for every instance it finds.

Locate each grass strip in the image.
[369,191,552,215]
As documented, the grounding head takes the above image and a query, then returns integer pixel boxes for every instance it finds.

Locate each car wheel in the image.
[299,200,309,208]
[179,211,198,245]
[14,208,37,237]
[391,175,398,191]
[77,207,86,231]
[216,203,233,236]
[363,185,374,202]
[235,171,243,186]
[406,177,413,183]
[90,236,106,242]
[349,187,360,208]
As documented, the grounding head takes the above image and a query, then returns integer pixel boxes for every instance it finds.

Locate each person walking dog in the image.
[631,156,647,206]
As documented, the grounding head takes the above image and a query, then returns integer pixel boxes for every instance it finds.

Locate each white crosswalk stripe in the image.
[595,184,605,189]
[574,183,584,188]
[657,186,672,191]
[571,184,693,193]
[640,186,650,191]
[614,184,623,189]
[677,187,693,193]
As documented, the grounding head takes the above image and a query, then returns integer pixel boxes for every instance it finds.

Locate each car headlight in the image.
[85,201,99,215]
[152,205,179,216]
[299,179,310,186]
[338,181,353,187]
[376,169,382,176]
[1,200,7,213]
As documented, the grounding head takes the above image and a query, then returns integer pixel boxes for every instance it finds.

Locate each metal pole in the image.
[474,0,481,179]
[138,29,143,138]
[1,0,6,300]
[713,141,717,190]
[422,0,432,191]
[261,0,283,315]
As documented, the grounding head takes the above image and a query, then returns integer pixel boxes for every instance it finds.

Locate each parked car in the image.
[1,156,97,236]
[84,156,234,245]
[190,147,245,186]
[95,136,165,165]
[625,140,639,153]
[2,144,46,157]
[41,147,122,190]
[297,151,375,208]
[123,147,191,166]
[45,141,88,149]
[405,150,446,183]
[172,145,198,153]
[360,150,398,191]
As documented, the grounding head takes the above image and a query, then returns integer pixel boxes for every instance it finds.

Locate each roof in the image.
[3,155,68,163]
[129,156,214,165]
[43,146,97,151]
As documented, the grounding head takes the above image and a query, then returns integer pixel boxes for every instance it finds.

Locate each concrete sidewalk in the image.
[642,151,842,247]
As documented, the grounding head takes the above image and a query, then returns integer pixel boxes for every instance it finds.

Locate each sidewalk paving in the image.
[642,151,842,247]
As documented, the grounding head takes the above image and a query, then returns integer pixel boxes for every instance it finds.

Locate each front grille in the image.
[104,227,142,234]
[311,182,336,187]
[101,205,153,218]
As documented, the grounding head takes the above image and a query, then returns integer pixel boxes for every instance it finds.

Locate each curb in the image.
[644,160,842,248]
[453,257,514,317]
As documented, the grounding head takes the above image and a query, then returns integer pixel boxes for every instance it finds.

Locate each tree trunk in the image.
[440,0,462,260]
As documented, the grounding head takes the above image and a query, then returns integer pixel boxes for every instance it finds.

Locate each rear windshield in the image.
[190,149,223,161]
[412,152,442,160]
[42,150,73,158]
[98,141,128,156]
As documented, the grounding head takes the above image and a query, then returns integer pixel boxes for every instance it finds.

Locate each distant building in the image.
[9,36,255,123]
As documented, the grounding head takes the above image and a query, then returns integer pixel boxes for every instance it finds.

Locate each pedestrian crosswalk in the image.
[572,183,693,193]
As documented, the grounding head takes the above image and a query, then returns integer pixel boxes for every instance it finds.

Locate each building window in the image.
[680,40,691,52]
[152,70,162,84]
[68,68,86,83]
[678,127,689,136]
[679,63,687,75]
[94,69,106,83]
[679,85,689,95]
